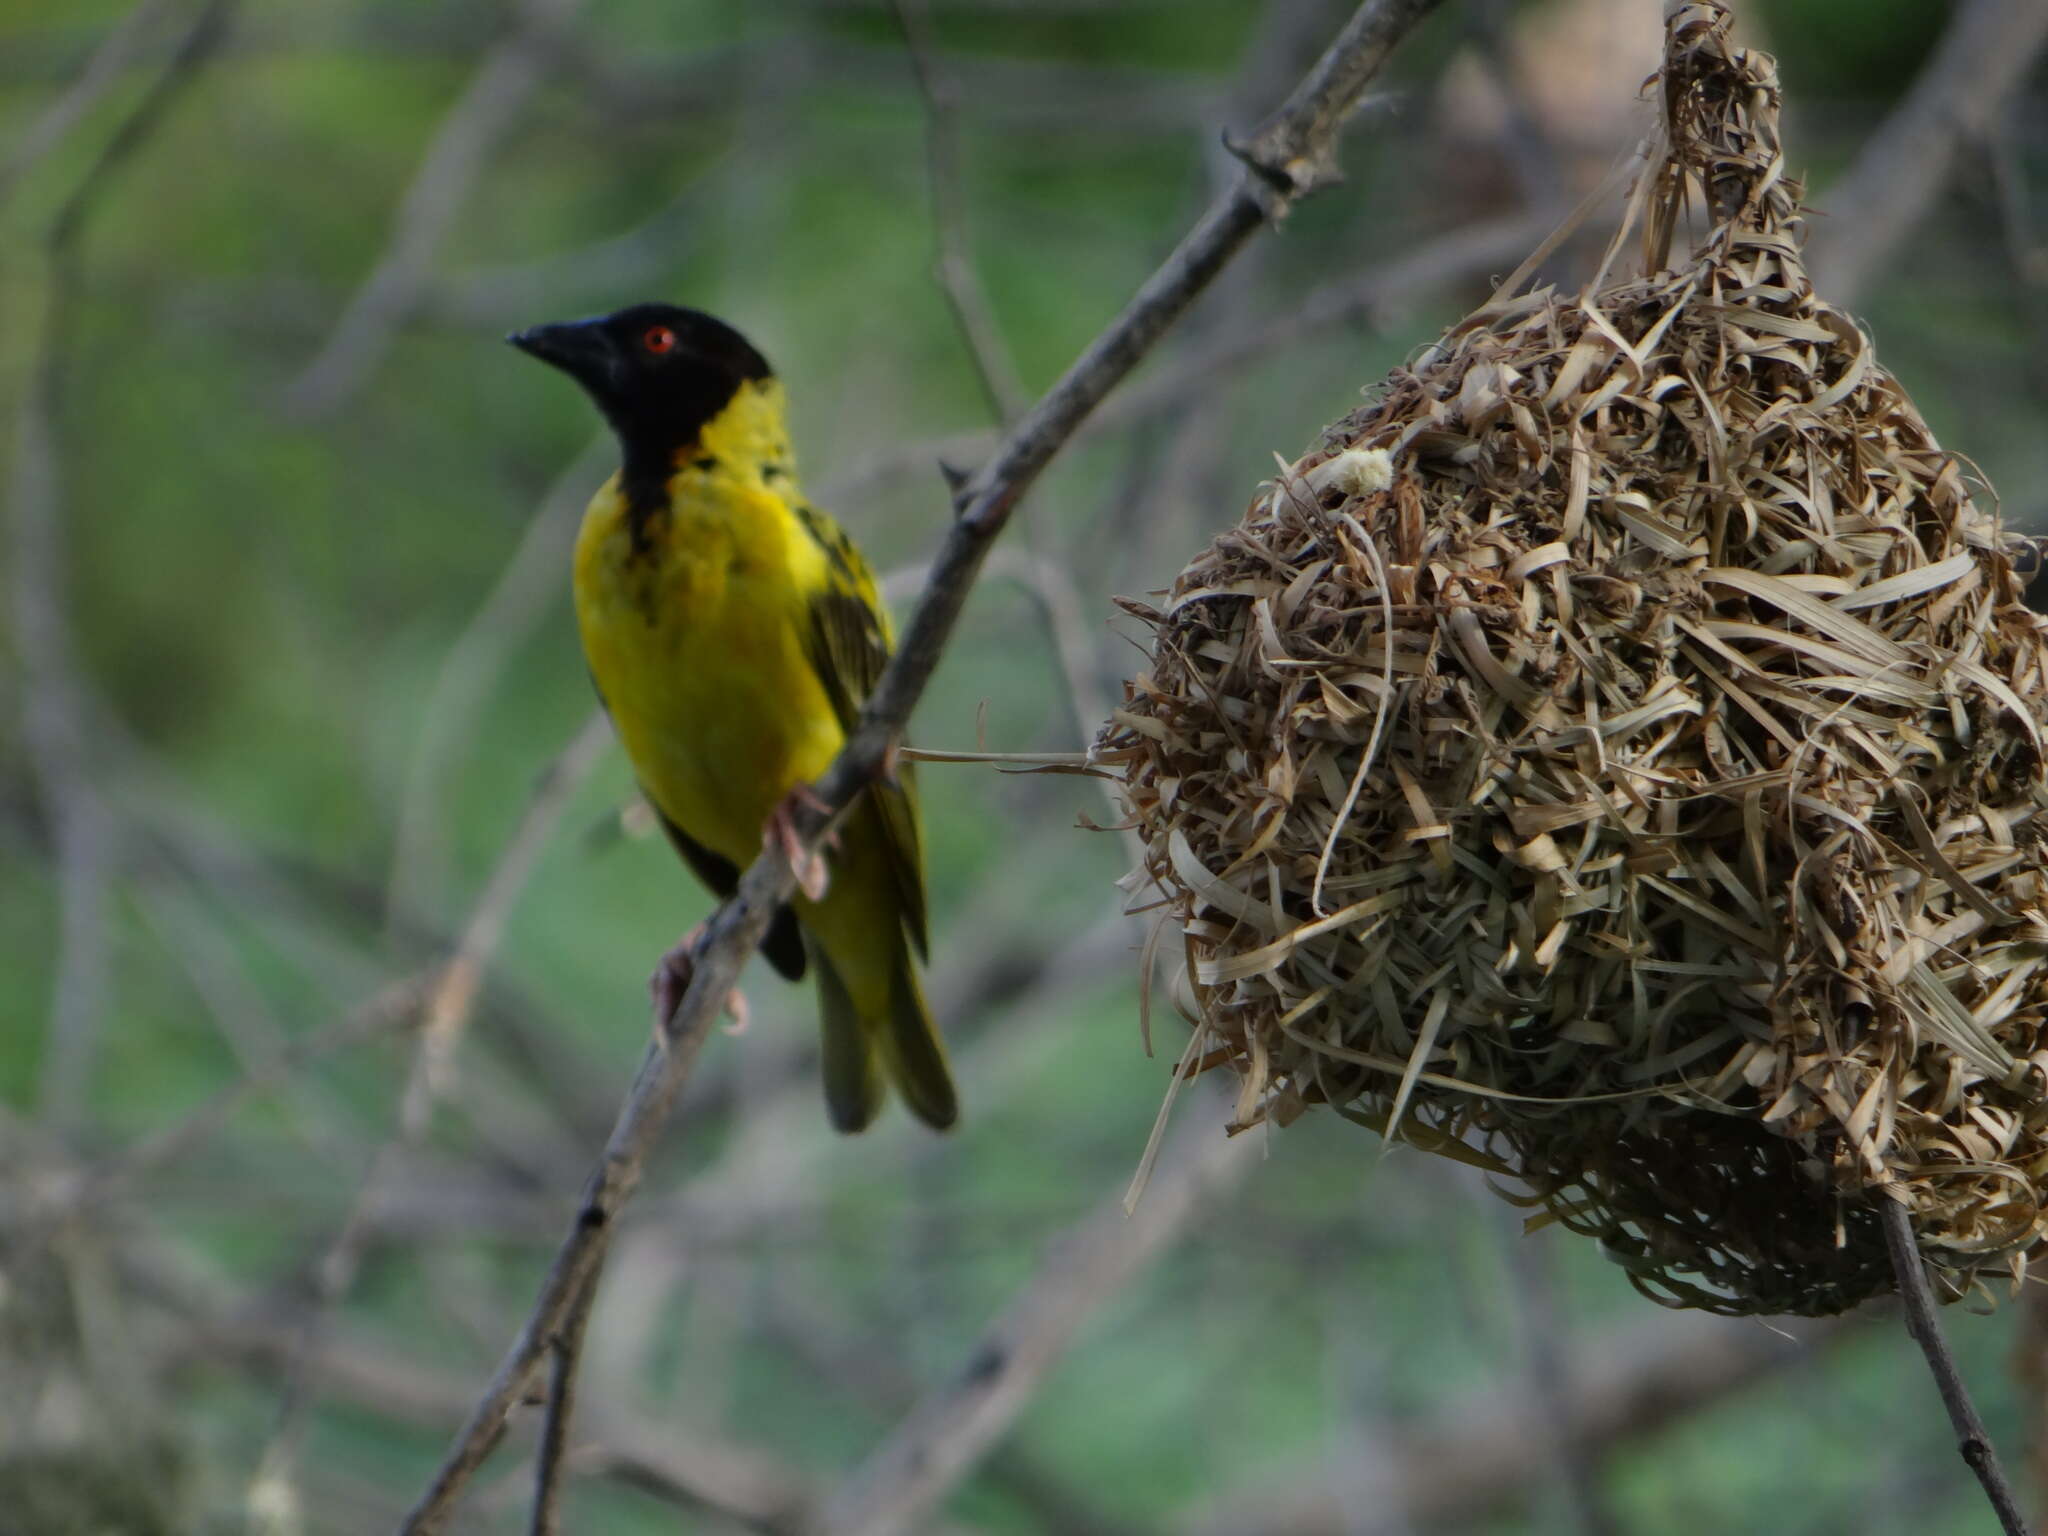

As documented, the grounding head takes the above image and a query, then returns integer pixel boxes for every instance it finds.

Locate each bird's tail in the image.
[877,952,957,1130]
[811,935,957,1133]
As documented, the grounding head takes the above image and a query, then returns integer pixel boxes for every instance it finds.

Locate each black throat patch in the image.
[615,375,748,552]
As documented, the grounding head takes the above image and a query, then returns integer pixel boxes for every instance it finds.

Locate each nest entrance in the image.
[1102,3,2048,1315]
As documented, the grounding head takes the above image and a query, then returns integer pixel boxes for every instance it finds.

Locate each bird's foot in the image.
[764,785,835,903]
[649,925,750,1042]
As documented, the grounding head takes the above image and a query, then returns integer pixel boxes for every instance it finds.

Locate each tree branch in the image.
[383,438,611,927]
[815,1096,1256,1536]
[528,1267,601,1536]
[58,974,426,1221]
[175,1303,816,1533]
[1881,1197,2029,1536]
[1807,0,2048,306]
[283,0,587,416]
[396,3,1449,1528]
[253,714,609,1514]
[8,0,237,1136]
[813,208,1544,513]
[1187,1309,1865,1534]
[0,0,180,212]
[892,0,1029,424]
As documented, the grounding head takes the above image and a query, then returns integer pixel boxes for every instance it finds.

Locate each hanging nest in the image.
[1099,2,2048,1316]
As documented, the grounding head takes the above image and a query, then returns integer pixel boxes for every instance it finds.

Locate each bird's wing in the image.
[793,500,930,959]
[588,670,807,981]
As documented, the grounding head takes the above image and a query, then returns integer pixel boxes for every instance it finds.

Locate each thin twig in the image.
[418,192,705,328]
[256,714,610,1513]
[1880,1197,2030,1536]
[8,0,238,1136]
[1807,0,2048,305]
[813,209,1544,511]
[402,711,614,1141]
[284,0,587,415]
[396,4,1446,1528]
[0,0,179,211]
[1987,102,2047,289]
[149,1281,817,1532]
[1482,1188,1622,1536]
[529,1267,603,1536]
[134,882,362,1162]
[642,902,1137,1238]
[1187,1310,1864,1535]
[814,1094,1255,1536]
[1462,0,1566,212]
[384,437,610,927]
[892,0,1029,424]
[882,546,1133,853]
[756,1279,1144,1536]
[48,977,425,1226]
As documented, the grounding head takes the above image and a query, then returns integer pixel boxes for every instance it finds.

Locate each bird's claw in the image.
[765,786,835,903]
[649,925,748,1044]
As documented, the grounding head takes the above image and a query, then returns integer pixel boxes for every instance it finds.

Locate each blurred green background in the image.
[3,0,2046,1531]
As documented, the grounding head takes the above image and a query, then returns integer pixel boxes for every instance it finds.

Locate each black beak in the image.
[507,319,616,390]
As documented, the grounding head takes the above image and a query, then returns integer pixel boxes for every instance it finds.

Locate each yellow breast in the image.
[573,382,845,867]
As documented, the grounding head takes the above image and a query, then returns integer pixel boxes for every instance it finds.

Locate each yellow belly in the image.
[574,470,843,868]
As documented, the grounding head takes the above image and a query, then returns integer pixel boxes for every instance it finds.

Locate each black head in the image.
[508,304,773,484]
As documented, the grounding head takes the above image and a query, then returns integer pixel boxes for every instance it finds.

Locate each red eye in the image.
[643,325,677,354]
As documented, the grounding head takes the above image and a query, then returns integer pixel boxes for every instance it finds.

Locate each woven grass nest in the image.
[1099,3,2048,1316]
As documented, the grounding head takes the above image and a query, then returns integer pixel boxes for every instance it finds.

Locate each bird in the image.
[509,303,957,1133]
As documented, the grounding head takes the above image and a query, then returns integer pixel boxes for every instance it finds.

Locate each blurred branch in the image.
[418,194,703,327]
[1085,209,1547,426]
[2013,1272,2048,1531]
[893,0,1029,424]
[0,0,179,211]
[883,545,1132,850]
[1807,0,2048,305]
[1483,1200,1620,1536]
[1988,102,2047,288]
[48,978,425,1226]
[283,0,587,416]
[816,1098,1255,1536]
[758,1284,1147,1536]
[1881,1199,2028,1536]
[816,210,1543,511]
[399,6,1447,1526]
[7,0,237,1137]
[568,39,1226,138]
[641,904,1140,1245]
[1187,1311,1867,1534]
[133,883,362,1163]
[254,714,609,1513]
[179,1306,817,1533]
[1461,0,1565,212]
[978,546,1118,755]
[1315,1300,1412,1536]
[404,711,613,1147]
[315,918,1133,1261]
[0,6,494,86]
[384,437,608,927]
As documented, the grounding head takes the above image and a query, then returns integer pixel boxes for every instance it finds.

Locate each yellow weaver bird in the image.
[510,304,957,1132]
